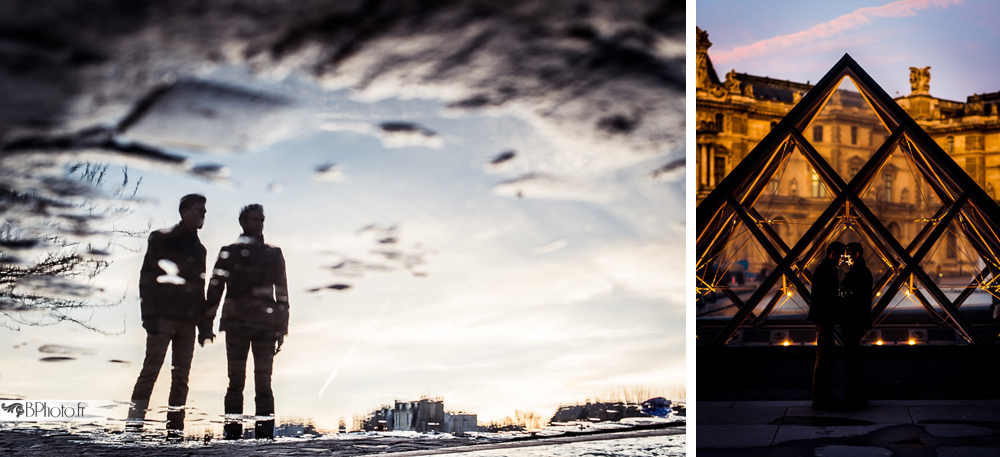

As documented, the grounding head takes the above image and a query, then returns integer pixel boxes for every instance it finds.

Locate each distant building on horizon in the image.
[361,397,474,433]
[550,400,647,423]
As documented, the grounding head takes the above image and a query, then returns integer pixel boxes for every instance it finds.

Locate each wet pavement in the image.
[698,399,1000,456]
[0,423,684,456]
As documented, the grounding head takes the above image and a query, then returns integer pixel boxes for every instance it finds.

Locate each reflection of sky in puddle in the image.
[1,72,683,433]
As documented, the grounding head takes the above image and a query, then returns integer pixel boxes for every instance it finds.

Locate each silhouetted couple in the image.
[808,241,872,410]
[126,195,289,440]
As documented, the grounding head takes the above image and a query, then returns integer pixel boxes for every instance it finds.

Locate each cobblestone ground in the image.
[0,424,684,456]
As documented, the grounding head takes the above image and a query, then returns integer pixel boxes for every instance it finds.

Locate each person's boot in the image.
[165,428,184,442]
[165,405,186,440]
[255,419,274,440]
[223,422,243,440]
[125,399,148,433]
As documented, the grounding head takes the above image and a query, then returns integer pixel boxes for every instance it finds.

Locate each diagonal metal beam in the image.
[698,54,1000,345]
[709,192,818,346]
[706,154,878,346]
[953,265,993,310]
[746,206,792,257]
[905,205,950,256]
[718,285,753,318]
[752,287,787,327]
[868,195,964,318]
[911,289,947,325]
[858,192,981,344]
[724,192,814,298]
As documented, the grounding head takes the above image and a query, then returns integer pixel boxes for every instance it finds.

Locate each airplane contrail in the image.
[318,300,390,398]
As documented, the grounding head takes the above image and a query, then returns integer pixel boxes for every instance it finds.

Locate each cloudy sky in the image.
[0,68,683,433]
[698,0,1000,101]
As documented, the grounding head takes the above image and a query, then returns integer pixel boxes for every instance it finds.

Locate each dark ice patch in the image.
[39,356,75,362]
[597,114,637,134]
[379,122,437,137]
[490,150,516,165]
[190,163,229,179]
[651,158,684,181]
[108,359,131,365]
[307,284,352,292]
[448,95,492,109]
[0,239,41,250]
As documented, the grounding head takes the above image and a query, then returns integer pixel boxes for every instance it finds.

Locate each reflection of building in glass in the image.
[362,397,475,433]
[696,27,999,280]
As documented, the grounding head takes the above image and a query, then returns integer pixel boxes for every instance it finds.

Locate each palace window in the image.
[789,178,798,196]
[967,135,985,152]
[813,125,823,142]
[966,155,986,186]
[946,136,954,153]
[732,116,747,135]
[848,167,860,181]
[713,156,726,186]
[883,173,893,202]
[811,171,826,198]
[850,126,858,145]
[715,113,725,132]
[900,188,909,204]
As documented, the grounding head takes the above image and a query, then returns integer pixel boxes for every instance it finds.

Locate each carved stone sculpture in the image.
[909,66,931,94]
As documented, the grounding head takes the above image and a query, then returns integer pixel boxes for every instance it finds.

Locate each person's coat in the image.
[138,223,207,324]
[204,234,289,336]
[807,257,840,325]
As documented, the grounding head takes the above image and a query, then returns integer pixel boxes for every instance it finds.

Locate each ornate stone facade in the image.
[696,28,1000,279]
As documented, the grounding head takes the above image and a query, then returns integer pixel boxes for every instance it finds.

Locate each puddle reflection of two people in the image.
[127,195,288,440]
[809,242,872,411]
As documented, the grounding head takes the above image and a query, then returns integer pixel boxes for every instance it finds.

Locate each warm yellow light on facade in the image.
[782,340,791,346]
[908,339,916,345]
[876,340,884,346]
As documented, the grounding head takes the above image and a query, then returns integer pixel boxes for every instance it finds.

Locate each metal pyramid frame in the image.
[697,54,1000,347]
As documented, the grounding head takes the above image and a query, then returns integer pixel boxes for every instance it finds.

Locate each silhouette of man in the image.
[202,204,288,440]
[127,194,209,438]
[807,241,844,410]
[840,242,872,409]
